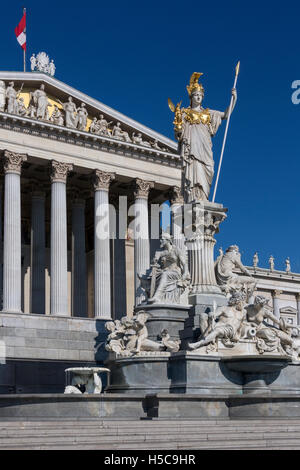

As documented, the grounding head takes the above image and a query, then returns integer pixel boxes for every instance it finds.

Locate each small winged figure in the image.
[168,98,182,132]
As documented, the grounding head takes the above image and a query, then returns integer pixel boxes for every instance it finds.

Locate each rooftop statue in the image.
[98,114,112,136]
[269,255,275,272]
[77,103,88,131]
[58,97,78,129]
[0,80,5,112]
[29,84,51,120]
[89,117,100,134]
[112,122,132,142]
[215,245,256,299]
[141,233,190,305]
[253,251,259,268]
[50,105,64,126]
[6,81,23,115]
[30,52,56,77]
[151,139,161,150]
[16,97,27,117]
[132,132,151,147]
[169,72,237,202]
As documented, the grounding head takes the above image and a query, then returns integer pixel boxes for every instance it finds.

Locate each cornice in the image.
[0,111,181,169]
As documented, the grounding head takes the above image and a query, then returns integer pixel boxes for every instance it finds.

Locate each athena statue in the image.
[169,73,237,202]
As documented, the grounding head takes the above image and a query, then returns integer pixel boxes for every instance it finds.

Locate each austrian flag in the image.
[15,11,26,51]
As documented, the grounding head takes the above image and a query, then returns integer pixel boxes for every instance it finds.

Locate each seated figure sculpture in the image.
[245,295,300,358]
[215,245,256,299]
[105,311,180,355]
[188,291,247,352]
[141,233,190,305]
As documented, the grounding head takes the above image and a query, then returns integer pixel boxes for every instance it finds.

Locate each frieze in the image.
[0,111,180,169]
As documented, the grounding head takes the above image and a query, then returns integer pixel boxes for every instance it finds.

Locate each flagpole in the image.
[23,7,26,72]
[212,61,240,203]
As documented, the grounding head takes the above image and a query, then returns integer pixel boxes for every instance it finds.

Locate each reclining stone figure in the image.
[245,295,300,358]
[105,311,180,355]
[188,291,247,352]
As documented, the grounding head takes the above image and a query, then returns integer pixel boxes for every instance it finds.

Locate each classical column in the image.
[272,289,283,319]
[296,293,300,325]
[30,188,46,314]
[170,186,185,253]
[2,150,27,312]
[0,180,3,310]
[71,196,87,317]
[50,160,73,316]
[111,196,127,320]
[93,170,115,318]
[134,178,154,306]
[186,202,227,300]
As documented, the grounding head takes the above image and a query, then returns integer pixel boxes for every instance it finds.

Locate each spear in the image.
[212,61,240,203]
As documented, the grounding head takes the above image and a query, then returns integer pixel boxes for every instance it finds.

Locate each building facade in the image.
[0,71,298,393]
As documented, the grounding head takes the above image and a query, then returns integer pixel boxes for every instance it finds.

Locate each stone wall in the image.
[0,313,108,393]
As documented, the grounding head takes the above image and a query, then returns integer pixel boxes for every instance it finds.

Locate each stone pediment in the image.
[280,306,297,314]
[0,72,177,154]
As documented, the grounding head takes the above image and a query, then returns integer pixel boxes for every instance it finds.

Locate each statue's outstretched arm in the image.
[223,88,237,120]
[234,258,251,276]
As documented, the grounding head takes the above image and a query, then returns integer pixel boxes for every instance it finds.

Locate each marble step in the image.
[1,432,300,446]
[1,419,300,449]
[2,425,300,437]
[1,439,299,450]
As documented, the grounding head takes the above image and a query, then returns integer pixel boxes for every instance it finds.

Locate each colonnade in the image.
[1,151,156,318]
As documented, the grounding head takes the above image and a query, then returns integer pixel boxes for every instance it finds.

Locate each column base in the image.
[190,284,223,295]
[2,309,23,314]
[188,292,227,307]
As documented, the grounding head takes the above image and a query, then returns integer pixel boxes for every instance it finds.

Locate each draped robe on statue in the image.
[180,108,223,201]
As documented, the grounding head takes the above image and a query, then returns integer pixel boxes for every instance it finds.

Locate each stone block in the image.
[57,349,79,361]
[12,347,59,361]
[0,327,15,337]
[3,336,25,347]
[78,350,95,361]
[2,316,25,328]
[14,328,37,338]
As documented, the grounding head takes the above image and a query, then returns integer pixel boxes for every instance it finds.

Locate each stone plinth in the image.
[223,356,291,395]
[134,303,191,341]
[185,201,227,300]
[106,353,172,394]
[105,349,300,396]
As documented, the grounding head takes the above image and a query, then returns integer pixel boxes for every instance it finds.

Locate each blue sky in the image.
[0,0,299,271]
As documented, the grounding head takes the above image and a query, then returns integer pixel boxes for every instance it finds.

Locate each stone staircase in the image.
[0,419,300,449]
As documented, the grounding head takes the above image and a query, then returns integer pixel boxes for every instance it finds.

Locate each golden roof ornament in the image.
[186,72,204,97]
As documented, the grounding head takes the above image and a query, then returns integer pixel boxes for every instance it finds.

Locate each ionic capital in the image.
[50,160,73,183]
[3,150,27,175]
[93,170,115,191]
[134,178,154,199]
